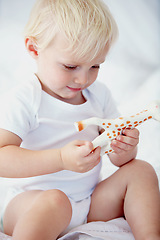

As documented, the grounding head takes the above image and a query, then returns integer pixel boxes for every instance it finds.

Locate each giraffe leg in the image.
[100,141,113,156]
[92,131,108,149]
[92,132,113,155]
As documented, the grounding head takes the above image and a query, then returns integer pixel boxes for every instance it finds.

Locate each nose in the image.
[74,71,89,86]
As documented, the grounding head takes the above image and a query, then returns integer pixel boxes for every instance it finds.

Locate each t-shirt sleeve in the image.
[0,80,41,140]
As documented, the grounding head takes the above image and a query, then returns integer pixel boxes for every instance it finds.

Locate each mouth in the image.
[67,86,82,92]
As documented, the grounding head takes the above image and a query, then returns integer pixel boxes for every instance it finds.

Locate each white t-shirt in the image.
[0,76,119,201]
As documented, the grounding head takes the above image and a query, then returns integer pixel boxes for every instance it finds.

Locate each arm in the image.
[0,129,62,178]
[0,129,101,178]
[108,128,139,167]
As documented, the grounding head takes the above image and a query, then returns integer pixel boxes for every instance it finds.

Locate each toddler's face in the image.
[36,34,108,105]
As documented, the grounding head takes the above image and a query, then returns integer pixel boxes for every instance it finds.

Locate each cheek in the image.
[49,70,72,89]
[89,70,99,84]
[95,71,99,79]
[37,57,50,77]
[56,71,72,84]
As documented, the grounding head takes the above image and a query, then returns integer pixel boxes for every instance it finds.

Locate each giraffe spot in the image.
[115,124,118,127]
[109,150,112,152]
[109,136,112,139]
[108,123,111,125]
[105,151,108,154]
[139,121,142,123]
[120,124,124,127]
[113,134,116,137]
[148,116,152,119]
[117,128,121,131]
[122,127,126,130]
[131,115,135,117]
[112,131,116,133]
[128,124,133,127]
[102,123,105,125]
[107,133,110,136]
[118,132,121,135]
[126,121,131,124]
[144,110,148,112]
[134,121,138,124]
[144,118,147,121]
[136,113,140,115]
[119,117,123,119]
[107,126,109,128]
[134,124,138,127]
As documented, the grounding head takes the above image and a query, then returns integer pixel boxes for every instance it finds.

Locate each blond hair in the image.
[24,0,118,61]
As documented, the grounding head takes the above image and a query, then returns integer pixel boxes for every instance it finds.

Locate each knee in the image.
[35,189,72,217]
[124,159,159,184]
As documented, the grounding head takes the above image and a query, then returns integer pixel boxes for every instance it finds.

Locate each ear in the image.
[25,37,39,59]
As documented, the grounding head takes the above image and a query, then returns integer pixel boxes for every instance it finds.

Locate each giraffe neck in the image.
[102,109,153,131]
[127,109,152,127]
[115,109,153,129]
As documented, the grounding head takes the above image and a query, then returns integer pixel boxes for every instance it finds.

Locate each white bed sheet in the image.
[0,218,134,240]
[0,0,159,239]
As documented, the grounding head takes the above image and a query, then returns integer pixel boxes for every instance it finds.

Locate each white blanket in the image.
[0,0,159,239]
[0,218,135,240]
[59,218,134,240]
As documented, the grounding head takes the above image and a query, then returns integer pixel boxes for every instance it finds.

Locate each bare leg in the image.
[3,189,72,240]
[88,159,160,240]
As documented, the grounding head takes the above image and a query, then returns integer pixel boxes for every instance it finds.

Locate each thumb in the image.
[78,141,93,156]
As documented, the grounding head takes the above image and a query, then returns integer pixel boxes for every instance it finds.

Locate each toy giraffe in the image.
[75,100,160,156]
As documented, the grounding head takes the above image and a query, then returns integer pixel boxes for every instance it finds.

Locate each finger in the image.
[85,146,101,163]
[110,143,126,154]
[91,146,101,157]
[73,140,93,151]
[116,135,139,146]
[78,147,101,173]
[85,148,101,170]
[85,141,94,151]
[78,141,93,156]
[111,139,133,152]
[73,139,88,146]
[122,128,140,139]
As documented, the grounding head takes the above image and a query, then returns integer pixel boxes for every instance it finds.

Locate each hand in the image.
[60,140,101,173]
[111,128,139,154]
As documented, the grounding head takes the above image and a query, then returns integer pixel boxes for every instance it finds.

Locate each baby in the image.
[0,0,159,240]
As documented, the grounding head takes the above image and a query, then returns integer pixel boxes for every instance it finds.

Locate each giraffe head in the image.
[148,100,160,122]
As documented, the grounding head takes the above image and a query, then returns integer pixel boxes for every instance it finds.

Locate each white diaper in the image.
[61,196,91,236]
